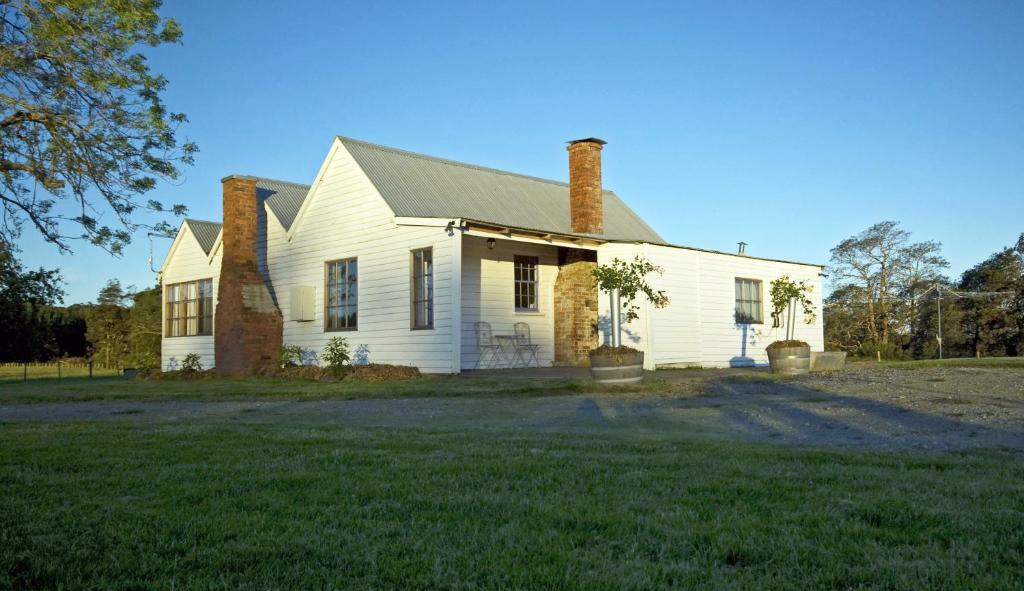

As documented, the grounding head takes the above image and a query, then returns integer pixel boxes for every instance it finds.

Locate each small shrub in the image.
[279,345,305,368]
[181,353,203,372]
[323,337,350,373]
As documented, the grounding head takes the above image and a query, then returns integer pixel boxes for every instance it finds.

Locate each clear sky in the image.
[17,0,1024,304]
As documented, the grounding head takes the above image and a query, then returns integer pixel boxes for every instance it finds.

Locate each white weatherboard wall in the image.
[160,224,221,371]
[460,235,559,369]
[597,243,824,369]
[265,141,459,374]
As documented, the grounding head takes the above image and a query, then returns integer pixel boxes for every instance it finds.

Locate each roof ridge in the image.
[336,134,618,194]
[185,218,221,226]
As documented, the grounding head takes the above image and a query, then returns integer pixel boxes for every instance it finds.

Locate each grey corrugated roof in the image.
[338,136,664,243]
[184,219,221,255]
[260,178,311,231]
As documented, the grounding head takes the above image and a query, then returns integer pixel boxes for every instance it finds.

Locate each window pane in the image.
[735,279,762,323]
[514,255,539,311]
[325,259,358,330]
[412,249,433,328]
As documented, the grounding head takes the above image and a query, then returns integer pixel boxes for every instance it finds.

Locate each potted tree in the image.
[766,275,817,375]
[590,256,669,384]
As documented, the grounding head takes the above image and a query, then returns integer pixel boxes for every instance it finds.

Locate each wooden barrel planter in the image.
[767,342,811,375]
[589,347,644,385]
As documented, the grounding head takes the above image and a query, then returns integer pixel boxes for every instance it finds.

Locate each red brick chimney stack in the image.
[567,138,606,234]
[214,175,283,376]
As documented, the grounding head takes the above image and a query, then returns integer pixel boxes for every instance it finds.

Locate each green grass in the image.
[0,375,680,405]
[1,419,1022,589]
[850,356,1024,370]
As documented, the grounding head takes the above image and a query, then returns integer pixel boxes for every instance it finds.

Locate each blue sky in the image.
[17,0,1024,303]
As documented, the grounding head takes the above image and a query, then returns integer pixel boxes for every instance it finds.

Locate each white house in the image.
[159,136,824,374]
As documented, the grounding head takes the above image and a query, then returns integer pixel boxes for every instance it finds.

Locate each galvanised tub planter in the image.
[767,344,811,375]
[589,348,644,385]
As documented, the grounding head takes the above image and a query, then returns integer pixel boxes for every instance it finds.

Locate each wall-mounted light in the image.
[486,238,496,250]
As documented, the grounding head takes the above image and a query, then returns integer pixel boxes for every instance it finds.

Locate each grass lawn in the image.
[2,418,1022,589]
[0,375,682,405]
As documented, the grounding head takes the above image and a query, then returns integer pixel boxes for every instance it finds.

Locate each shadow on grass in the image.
[684,376,1024,451]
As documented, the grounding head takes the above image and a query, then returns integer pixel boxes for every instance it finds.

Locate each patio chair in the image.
[474,322,503,369]
[513,322,541,368]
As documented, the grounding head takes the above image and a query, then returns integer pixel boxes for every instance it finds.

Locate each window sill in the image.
[514,310,545,316]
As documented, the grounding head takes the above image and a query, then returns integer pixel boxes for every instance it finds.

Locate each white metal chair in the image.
[513,322,541,367]
[475,322,503,369]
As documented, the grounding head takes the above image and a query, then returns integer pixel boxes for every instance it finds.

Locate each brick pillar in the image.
[553,247,598,365]
[567,138,606,234]
[215,175,283,376]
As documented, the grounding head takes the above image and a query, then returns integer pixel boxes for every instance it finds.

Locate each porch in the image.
[458,232,599,371]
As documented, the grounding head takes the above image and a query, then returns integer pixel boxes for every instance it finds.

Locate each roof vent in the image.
[737,241,748,255]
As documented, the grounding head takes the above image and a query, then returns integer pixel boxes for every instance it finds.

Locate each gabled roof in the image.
[259,178,311,231]
[337,136,664,243]
[183,219,221,255]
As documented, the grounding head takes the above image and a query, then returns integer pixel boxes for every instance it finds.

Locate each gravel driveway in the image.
[2,366,1022,453]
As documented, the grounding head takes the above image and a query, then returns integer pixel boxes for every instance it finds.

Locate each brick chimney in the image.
[214,175,282,376]
[567,138,606,234]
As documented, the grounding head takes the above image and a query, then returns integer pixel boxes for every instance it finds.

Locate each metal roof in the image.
[338,136,664,243]
[183,219,221,255]
[260,178,311,231]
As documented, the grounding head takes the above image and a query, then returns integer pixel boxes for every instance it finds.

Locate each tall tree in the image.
[0,0,195,253]
[828,221,948,356]
[0,238,62,361]
[126,285,160,368]
[958,236,1024,357]
[85,278,131,366]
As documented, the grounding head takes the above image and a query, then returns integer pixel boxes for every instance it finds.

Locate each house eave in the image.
[390,215,609,248]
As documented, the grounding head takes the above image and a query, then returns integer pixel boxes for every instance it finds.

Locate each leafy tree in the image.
[0,239,62,361]
[958,237,1024,357]
[126,285,160,368]
[900,279,962,359]
[768,275,816,341]
[828,221,947,355]
[592,256,670,323]
[0,0,195,253]
[85,278,131,366]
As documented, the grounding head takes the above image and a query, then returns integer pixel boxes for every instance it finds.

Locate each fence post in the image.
[57,361,62,378]
[89,361,93,378]
[24,363,27,382]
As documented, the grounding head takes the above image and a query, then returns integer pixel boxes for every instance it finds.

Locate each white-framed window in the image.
[325,258,358,331]
[411,248,433,329]
[734,277,763,324]
[164,279,213,337]
[514,255,539,312]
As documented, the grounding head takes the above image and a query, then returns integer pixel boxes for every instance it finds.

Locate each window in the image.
[514,255,539,311]
[735,278,763,324]
[164,278,213,337]
[411,248,433,329]
[325,258,358,330]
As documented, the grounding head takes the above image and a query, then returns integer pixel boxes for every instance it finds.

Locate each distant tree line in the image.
[825,221,1024,359]
[0,243,161,368]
